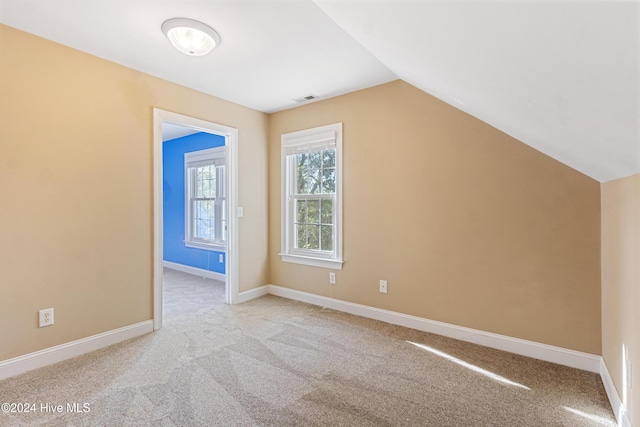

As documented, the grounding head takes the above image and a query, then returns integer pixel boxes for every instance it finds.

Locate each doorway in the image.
[153,109,239,331]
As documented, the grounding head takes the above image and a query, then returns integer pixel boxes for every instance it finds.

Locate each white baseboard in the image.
[237,285,270,304]
[236,284,625,421]
[266,285,601,373]
[1,284,618,421]
[163,260,226,282]
[0,320,153,381]
[600,359,632,427]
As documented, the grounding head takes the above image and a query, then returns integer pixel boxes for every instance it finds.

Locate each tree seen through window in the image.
[294,149,335,251]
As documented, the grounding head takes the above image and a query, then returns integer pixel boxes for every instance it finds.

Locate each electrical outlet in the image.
[379,280,388,294]
[39,308,54,327]
[219,254,224,263]
[329,272,336,284]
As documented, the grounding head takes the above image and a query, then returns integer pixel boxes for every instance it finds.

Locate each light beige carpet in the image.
[0,269,615,426]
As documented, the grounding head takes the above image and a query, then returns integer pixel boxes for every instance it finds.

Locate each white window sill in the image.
[280,253,343,270]
[185,241,227,252]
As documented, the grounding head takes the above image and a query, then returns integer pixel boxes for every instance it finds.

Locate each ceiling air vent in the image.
[292,94,319,103]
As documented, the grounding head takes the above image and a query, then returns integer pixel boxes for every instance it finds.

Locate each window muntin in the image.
[281,123,342,269]
[185,147,226,250]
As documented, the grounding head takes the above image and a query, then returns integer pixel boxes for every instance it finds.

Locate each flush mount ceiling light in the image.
[161,18,220,56]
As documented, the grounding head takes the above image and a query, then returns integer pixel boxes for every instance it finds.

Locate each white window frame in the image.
[184,146,226,252]
[280,123,343,270]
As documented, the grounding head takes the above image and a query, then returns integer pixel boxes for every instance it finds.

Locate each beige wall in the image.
[0,24,269,361]
[602,173,639,425]
[269,80,602,354]
[0,23,608,366]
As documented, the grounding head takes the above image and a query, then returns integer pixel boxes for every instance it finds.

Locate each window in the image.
[281,123,343,269]
[185,147,226,250]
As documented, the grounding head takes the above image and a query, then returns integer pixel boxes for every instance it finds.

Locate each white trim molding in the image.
[236,285,270,304]
[262,285,601,373]
[0,321,153,381]
[280,123,343,270]
[163,261,226,282]
[153,108,240,331]
[280,253,343,270]
[601,359,632,427]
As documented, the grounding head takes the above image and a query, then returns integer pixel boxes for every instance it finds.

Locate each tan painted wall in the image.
[0,24,269,361]
[602,173,640,425]
[269,80,602,354]
[0,24,606,364]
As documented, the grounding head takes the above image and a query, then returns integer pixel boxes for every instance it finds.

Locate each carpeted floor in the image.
[0,269,615,426]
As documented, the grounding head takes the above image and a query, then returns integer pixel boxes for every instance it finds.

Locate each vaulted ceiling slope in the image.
[1,0,637,182]
[313,1,640,183]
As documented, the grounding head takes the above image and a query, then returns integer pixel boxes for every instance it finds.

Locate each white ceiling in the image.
[1,0,637,182]
[162,123,200,142]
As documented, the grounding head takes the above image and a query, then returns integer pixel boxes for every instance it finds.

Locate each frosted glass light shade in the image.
[161,18,220,56]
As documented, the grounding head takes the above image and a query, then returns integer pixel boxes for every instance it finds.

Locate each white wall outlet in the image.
[219,254,224,263]
[39,308,54,327]
[379,280,388,294]
[329,272,336,284]
[237,207,244,217]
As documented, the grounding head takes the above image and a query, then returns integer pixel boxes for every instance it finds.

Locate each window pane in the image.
[204,166,216,197]
[192,165,217,198]
[195,219,213,240]
[322,168,335,193]
[207,219,215,240]
[296,200,307,223]
[322,150,335,168]
[307,151,321,169]
[195,200,212,221]
[321,199,333,224]
[201,177,209,197]
[207,178,215,197]
[307,225,320,250]
[296,224,307,249]
[297,169,321,194]
[321,225,333,251]
[194,199,215,240]
[195,219,205,239]
[307,200,320,224]
[296,153,308,170]
[298,152,322,170]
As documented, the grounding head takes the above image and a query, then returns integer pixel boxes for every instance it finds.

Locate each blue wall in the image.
[163,132,226,274]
